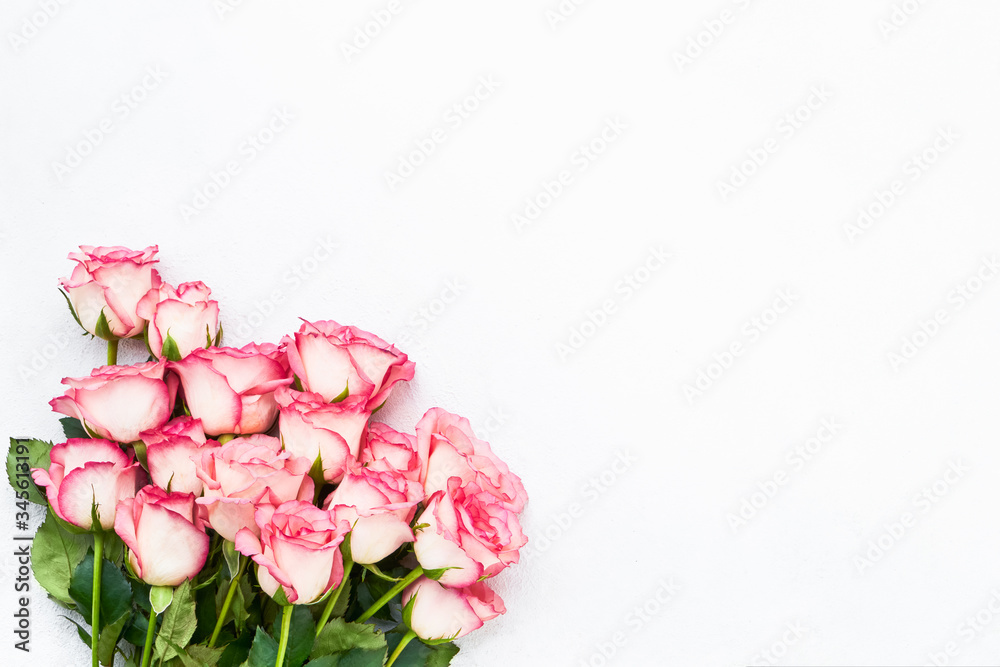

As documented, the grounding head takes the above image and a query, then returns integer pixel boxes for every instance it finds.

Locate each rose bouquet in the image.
[7,245,528,667]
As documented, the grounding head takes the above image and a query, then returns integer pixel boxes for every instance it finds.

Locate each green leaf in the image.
[69,550,133,629]
[59,288,85,329]
[267,605,314,667]
[6,438,52,505]
[217,628,253,667]
[331,576,351,619]
[150,585,174,614]
[166,641,225,667]
[192,574,218,644]
[330,383,350,403]
[94,309,117,342]
[311,619,386,658]
[338,649,387,667]
[384,635,458,667]
[363,563,402,582]
[123,610,149,646]
[32,510,92,605]
[59,417,90,439]
[98,610,131,666]
[161,332,182,362]
[244,626,279,667]
[421,567,458,582]
[214,323,224,347]
[304,658,338,667]
[154,579,198,662]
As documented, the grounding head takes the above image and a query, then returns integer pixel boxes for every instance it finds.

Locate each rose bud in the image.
[414,478,526,588]
[360,422,423,483]
[31,439,145,531]
[276,386,370,483]
[282,319,415,410]
[115,486,209,586]
[140,417,216,495]
[50,360,178,444]
[235,501,351,605]
[417,408,527,512]
[194,435,314,542]
[59,244,160,339]
[168,343,292,436]
[137,281,221,360]
[402,577,505,641]
[322,462,422,564]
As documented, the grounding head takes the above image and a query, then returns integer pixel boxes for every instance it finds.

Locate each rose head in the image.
[418,408,527,512]
[234,501,351,605]
[276,386,370,483]
[360,422,423,483]
[141,417,216,495]
[31,439,145,531]
[168,343,292,436]
[323,462,423,564]
[115,486,209,587]
[414,478,526,588]
[60,244,160,339]
[50,360,178,444]
[402,577,505,641]
[137,280,221,360]
[282,319,415,410]
[194,434,314,542]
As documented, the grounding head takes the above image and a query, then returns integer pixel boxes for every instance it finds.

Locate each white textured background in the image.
[3,1,1000,666]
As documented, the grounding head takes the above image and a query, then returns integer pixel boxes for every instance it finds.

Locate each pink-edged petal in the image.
[133,503,209,586]
[169,359,241,436]
[349,513,413,565]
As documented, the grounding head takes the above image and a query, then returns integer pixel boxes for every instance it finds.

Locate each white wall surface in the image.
[3,1,1000,665]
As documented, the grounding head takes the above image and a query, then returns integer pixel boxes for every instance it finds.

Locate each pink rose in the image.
[323,462,422,564]
[168,343,292,436]
[194,435,314,542]
[414,478,526,588]
[360,422,423,483]
[235,501,351,604]
[140,417,215,495]
[31,439,145,531]
[282,319,415,409]
[60,245,160,339]
[50,360,179,444]
[418,408,527,512]
[115,486,209,586]
[402,577,505,641]
[137,281,221,360]
[276,386,370,483]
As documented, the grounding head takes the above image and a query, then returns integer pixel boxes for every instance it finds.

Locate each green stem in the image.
[275,605,293,667]
[140,609,157,667]
[107,339,119,366]
[356,567,423,623]
[315,558,353,637]
[386,630,417,667]
[209,555,245,647]
[91,531,104,667]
